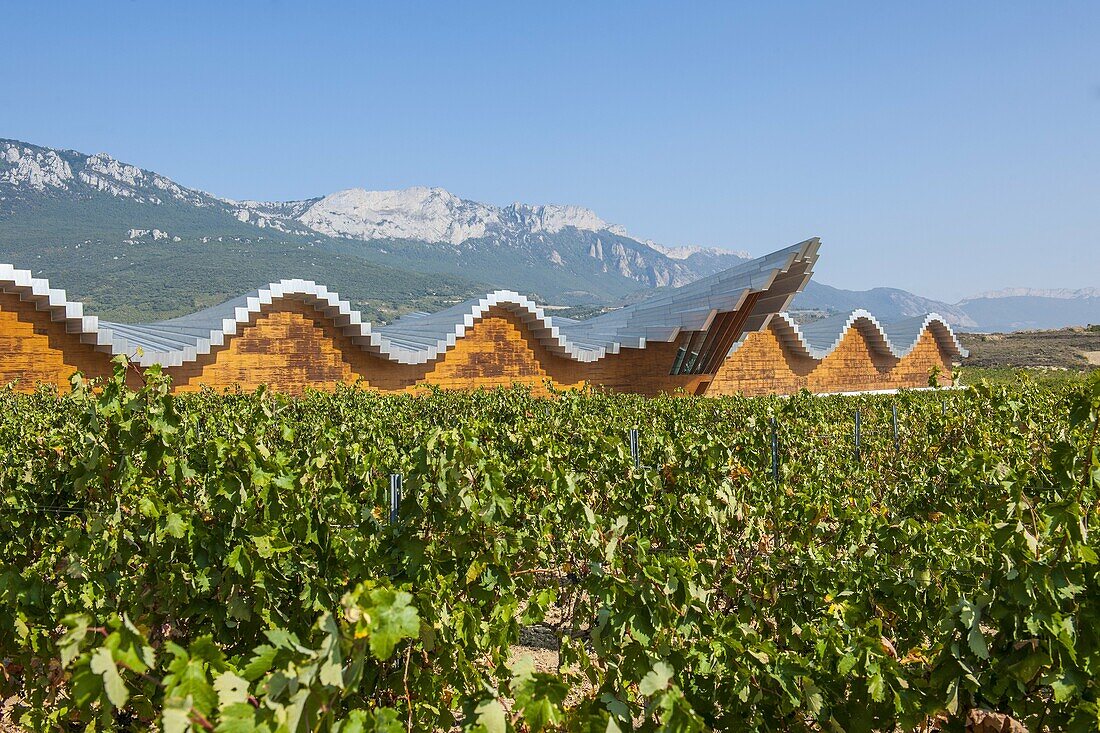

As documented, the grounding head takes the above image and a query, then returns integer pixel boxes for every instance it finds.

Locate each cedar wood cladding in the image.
[0,292,961,396]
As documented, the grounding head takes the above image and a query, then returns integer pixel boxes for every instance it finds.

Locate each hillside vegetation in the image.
[1,139,746,322]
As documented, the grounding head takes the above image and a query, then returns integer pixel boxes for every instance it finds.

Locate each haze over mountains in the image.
[0,138,1094,331]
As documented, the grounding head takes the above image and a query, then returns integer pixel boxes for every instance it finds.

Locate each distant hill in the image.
[790,281,977,328]
[1,137,1093,332]
[0,138,747,322]
[955,293,1100,332]
[790,281,1100,333]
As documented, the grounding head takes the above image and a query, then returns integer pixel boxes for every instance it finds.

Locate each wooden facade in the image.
[0,292,115,391]
[170,300,707,396]
[0,293,957,397]
[706,324,954,397]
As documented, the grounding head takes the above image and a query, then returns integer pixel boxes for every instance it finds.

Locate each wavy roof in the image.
[0,238,821,368]
[760,309,968,361]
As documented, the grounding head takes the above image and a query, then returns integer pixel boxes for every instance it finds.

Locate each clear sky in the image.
[4,1,1098,302]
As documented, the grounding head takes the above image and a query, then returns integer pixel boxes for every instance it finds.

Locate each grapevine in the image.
[1,361,1098,731]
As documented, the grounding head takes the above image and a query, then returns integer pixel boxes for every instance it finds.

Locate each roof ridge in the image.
[0,238,821,369]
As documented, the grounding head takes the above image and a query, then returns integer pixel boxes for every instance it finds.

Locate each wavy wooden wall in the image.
[171,302,705,396]
[170,301,361,392]
[0,292,116,391]
[0,296,954,396]
[707,326,954,396]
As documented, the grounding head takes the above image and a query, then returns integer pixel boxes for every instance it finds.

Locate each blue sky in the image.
[3,1,1098,301]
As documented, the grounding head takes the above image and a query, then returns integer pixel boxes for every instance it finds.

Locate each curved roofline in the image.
[0,262,107,342]
[0,238,821,368]
[0,266,626,366]
[109,285,597,367]
[761,309,969,362]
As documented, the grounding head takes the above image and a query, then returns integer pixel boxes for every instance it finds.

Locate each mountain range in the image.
[1,138,1095,331]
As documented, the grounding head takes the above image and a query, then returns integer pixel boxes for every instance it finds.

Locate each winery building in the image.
[0,238,967,396]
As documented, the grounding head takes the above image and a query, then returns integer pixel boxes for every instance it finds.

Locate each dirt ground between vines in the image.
[0,696,19,733]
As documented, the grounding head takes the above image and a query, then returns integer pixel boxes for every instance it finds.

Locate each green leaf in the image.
[802,678,824,715]
[867,672,886,703]
[189,636,228,669]
[284,688,314,733]
[214,671,250,707]
[600,692,631,724]
[90,646,129,709]
[59,614,90,668]
[511,655,567,732]
[164,511,188,539]
[473,699,507,733]
[968,625,989,660]
[215,702,263,733]
[322,706,396,733]
[367,708,404,733]
[639,661,674,696]
[265,628,311,654]
[465,560,486,585]
[654,686,706,732]
[583,503,597,526]
[1051,675,1078,702]
[357,588,420,660]
[944,677,960,715]
[604,535,619,562]
[161,703,193,733]
[109,615,155,673]
[318,613,345,688]
[163,644,218,717]
[240,644,278,681]
[334,711,369,733]
[1007,651,1050,683]
[253,535,275,559]
[70,662,104,709]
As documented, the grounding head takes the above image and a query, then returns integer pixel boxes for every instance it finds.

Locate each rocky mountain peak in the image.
[292,185,704,268]
[1,141,74,190]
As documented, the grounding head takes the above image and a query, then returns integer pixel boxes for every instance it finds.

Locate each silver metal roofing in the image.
[760,309,969,361]
[5,238,969,369]
[0,238,823,368]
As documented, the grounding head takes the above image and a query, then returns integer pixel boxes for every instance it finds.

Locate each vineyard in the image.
[2,361,1098,732]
